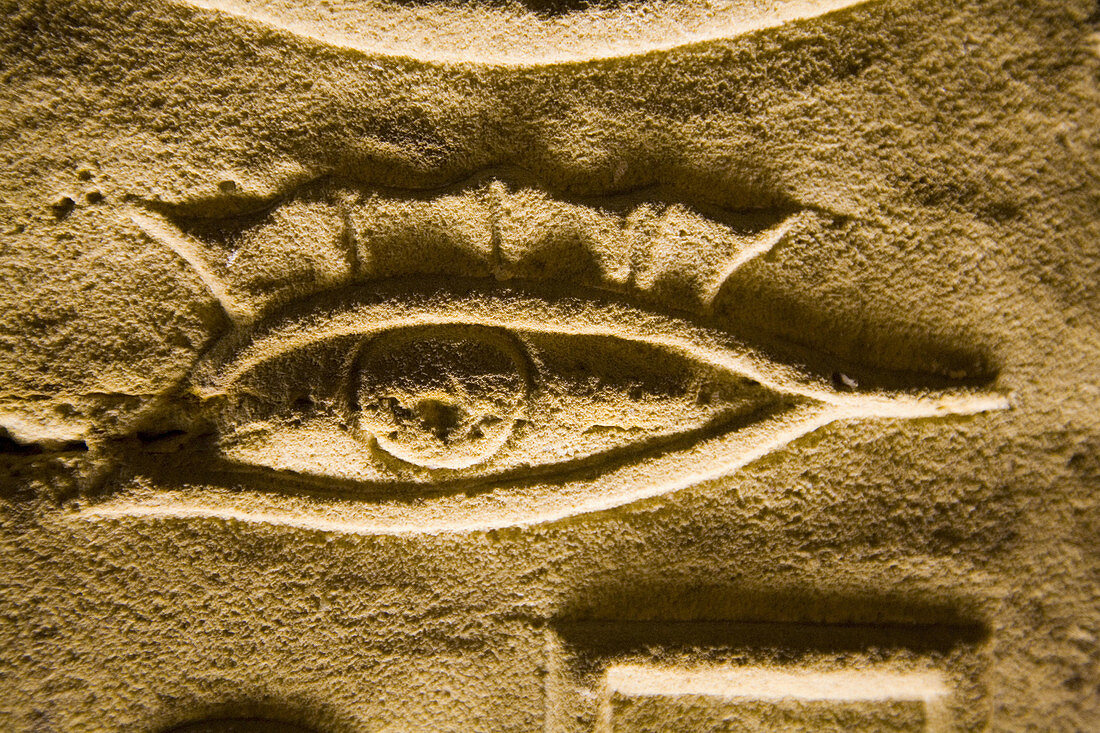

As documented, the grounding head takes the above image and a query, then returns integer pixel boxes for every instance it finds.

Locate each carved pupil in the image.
[354,325,528,469]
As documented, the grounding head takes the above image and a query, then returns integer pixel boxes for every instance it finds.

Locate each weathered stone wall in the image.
[1,1,1098,730]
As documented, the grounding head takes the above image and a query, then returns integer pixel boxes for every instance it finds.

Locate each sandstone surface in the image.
[1,0,1098,730]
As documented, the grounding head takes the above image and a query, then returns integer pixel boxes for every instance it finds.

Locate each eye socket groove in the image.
[95,280,1004,531]
[127,391,808,506]
[132,283,814,496]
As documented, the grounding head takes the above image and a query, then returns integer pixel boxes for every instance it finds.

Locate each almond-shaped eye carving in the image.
[108,178,1009,530]
[204,293,797,489]
[181,281,1004,511]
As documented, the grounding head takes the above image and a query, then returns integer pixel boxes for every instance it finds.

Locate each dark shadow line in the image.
[551,617,989,653]
[0,429,88,457]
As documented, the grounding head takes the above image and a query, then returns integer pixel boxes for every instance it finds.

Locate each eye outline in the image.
[191,280,818,495]
[124,276,1010,532]
[191,279,817,494]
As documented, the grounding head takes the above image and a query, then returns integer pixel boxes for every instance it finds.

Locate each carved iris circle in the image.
[353,325,530,469]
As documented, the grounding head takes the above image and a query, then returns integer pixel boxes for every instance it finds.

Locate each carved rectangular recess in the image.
[544,620,987,733]
[598,665,947,732]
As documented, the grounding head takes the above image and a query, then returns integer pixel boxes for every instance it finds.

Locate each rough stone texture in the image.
[1,0,1098,731]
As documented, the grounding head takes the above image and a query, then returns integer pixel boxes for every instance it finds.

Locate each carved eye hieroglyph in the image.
[110,175,1007,531]
[196,285,808,489]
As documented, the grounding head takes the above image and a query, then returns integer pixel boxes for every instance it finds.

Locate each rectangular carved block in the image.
[598,665,948,733]
[545,619,985,732]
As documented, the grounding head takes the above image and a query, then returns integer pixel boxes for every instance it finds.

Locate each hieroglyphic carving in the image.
[70,172,1009,532]
[545,615,986,732]
[3,0,1094,729]
[598,665,948,732]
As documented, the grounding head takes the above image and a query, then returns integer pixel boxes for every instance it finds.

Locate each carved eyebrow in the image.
[127,172,808,328]
[176,0,879,66]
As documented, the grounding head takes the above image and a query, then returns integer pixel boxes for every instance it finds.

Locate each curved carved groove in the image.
[193,281,1001,412]
[164,720,318,733]
[127,169,808,325]
[81,278,1004,532]
[174,0,882,65]
[117,396,805,503]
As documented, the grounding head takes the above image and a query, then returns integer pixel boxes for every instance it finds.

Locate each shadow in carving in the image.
[342,0,632,20]
[117,395,800,504]
[165,721,317,733]
[554,580,988,634]
[545,583,988,733]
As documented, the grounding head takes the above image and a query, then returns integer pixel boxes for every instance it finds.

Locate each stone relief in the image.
[167,722,318,733]
[1,0,1097,731]
[95,172,1007,532]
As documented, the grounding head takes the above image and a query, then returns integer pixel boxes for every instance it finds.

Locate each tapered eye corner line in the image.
[126,207,257,326]
[529,392,1008,531]
[821,388,1011,419]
